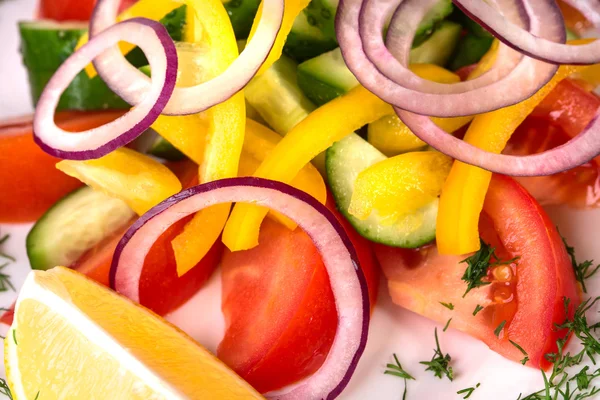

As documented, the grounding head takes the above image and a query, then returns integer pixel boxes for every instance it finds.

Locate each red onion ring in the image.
[396,108,600,176]
[454,0,600,65]
[336,0,559,117]
[33,19,177,160]
[110,177,370,400]
[562,0,600,28]
[90,0,284,116]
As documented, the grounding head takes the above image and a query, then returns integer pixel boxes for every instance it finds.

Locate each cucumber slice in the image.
[297,48,359,106]
[223,0,261,39]
[284,11,339,62]
[412,0,454,47]
[449,33,494,71]
[326,134,438,248]
[26,187,136,271]
[298,20,462,105]
[245,55,316,135]
[19,7,187,111]
[410,21,462,66]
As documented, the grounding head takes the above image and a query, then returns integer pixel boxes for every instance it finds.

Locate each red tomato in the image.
[376,175,579,369]
[217,198,379,393]
[1,160,219,325]
[39,0,137,21]
[505,79,600,208]
[0,111,127,223]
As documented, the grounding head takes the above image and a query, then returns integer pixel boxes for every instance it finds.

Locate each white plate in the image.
[1,1,600,399]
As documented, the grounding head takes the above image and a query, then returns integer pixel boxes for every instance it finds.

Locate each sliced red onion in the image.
[562,0,600,28]
[33,19,177,160]
[454,0,600,64]
[336,0,559,117]
[110,178,370,399]
[396,108,600,176]
[90,0,284,116]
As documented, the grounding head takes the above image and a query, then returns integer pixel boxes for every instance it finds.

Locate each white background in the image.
[1,0,600,398]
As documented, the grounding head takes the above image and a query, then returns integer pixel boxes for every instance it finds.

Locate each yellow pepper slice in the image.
[56,148,181,215]
[170,0,246,276]
[248,0,310,77]
[78,0,184,77]
[223,64,453,251]
[367,66,471,156]
[348,152,452,225]
[436,40,592,255]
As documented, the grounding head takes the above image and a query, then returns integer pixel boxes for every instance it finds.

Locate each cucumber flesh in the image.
[245,55,316,135]
[412,0,455,47]
[449,33,494,71]
[410,21,462,67]
[19,7,187,111]
[284,11,339,62]
[26,187,136,271]
[223,0,261,39]
[297,48,359,106]
[326,134,438,248]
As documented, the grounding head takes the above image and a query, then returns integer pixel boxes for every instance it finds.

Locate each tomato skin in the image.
[377,175,579,368]
[505,79,600,208]
[0,112,126,223]
[218,199,379,393]
[39,0,137,21]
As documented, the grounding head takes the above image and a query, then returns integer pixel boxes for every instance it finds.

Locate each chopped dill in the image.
[420,328,453,381]
[384,353,414,400]
[457,383,481,399]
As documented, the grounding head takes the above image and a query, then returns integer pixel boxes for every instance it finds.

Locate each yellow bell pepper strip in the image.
[170,0,246,277]
[56,148,181,215]
[436,40,592,255]
[367,66,472,156]
[238,121,326,229]
[348,152,452,225]
[222,63,468,251]
[78,0,184,77]
[248,0,310,76]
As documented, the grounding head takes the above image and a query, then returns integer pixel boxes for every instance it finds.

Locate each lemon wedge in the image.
[5,267,263,400]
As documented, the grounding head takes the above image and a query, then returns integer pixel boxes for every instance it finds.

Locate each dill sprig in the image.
[0,235,15,263]
[518,296,600,399]
[561,234,600,294]
[384,353,414,400]
[494,320,507,338]
[0,264,15,293]
[460,239,519,297]
[473,304,484,316]
[420,328,454,381]
[443,318,452,332]
[510,340,530,365]
[457,383,480,399]
[440,302,454,310]
[0,378,12,399]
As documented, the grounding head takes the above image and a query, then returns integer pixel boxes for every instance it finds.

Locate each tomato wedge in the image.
[39,0,137,21]
[376,175,579,369]
[505,79,600,208]
[218,198,379,393]
[0,112,127,223]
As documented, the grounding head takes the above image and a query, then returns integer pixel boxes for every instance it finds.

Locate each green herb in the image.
[34,391,39,400]
[440,302,454,310]
[0,235,15,263]
[0,264,15,293]
[473,304,484,316]
[443,318,452,332]
[420,328,454,381]
[510,340,530,365]
[561,234,600,293]
[494,320,507,338]
[460,239,519,297]
[457,383,480,399]
[384,353,414,400]
[12,329,17,346]
[0,377,12,399]
[519,296,600,399]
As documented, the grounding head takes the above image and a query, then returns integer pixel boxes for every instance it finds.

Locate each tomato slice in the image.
[1,161,219,325]
[39,0,137,21]
[217,198,379,393]
[0,112,127,223]
[376,175,579,368]
[505,79,600,208]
